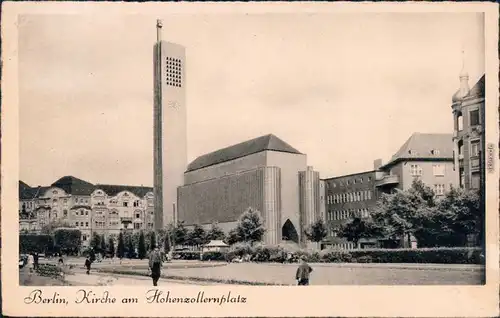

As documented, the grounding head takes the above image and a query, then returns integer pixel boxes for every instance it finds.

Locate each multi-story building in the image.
[323,170,380,249]
[177,133,321,246]
[376,132,458,195]
[18,176,153,247]
[451,71,485,190]
[322,132,458,249]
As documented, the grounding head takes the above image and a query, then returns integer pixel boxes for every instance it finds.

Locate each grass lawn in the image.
[100,262,485,285]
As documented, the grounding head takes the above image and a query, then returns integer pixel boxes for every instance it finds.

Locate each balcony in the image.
[375,174,400,187]
[120,217,132,223]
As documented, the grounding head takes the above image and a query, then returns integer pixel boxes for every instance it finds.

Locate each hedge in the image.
[209,245,484,265]
[19,234,55,254]
[172,250,201,260]
[201,251,226,261]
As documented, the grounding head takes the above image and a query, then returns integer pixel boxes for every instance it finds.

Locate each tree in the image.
[149,231,157,250]
[117,232,125,259]
[126,235,135,259]
[337,217,380,248]
[163,232,171,255]
[138,231,147,259]
[207,222,226,241]
[304,219,328,247]
[371,179,435,247]
[225,228,241,245]
[235,207,265,245]
[53,228,82,255]
[186,224,209,248]
[40,220,75,235]
[90,233,102,253]
[108,236,115,258]
[100,235,107,255]
[173,221,188,247]
[433,187,482,246]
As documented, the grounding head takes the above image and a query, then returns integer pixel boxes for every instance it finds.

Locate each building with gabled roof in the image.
[322,131,459,250]
[178,133,321,247]
[187,134,303,172]
[19,177,155,244]
[375,132,458,194]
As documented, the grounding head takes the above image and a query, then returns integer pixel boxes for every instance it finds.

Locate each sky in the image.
[18,12,485,187]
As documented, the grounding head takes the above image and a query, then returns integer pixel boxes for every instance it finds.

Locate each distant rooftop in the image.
[186,134,303,172]
[19,176,153,199]
[381,132,454,168]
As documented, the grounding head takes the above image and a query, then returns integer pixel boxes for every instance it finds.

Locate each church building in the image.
[177,134,321,246]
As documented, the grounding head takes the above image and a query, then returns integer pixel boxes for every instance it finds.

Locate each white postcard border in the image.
[1,2,499,317]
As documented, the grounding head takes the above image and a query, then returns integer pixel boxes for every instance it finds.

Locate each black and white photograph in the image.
[2,2,499,317]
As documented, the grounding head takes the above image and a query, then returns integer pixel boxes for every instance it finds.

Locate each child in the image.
[295,256,313,286]
[85,256,92,275]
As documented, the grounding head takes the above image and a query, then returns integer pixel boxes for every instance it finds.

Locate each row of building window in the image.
[410,164,446,177]
[326,190,373,205]
[75,220,153,229]
[327,208,370,221]
[433,184,446,195]
[329,176,373,188]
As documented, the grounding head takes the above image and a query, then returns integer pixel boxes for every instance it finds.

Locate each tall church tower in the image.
[153,19,187,229]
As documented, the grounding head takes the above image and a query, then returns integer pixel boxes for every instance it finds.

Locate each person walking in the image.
[295,256,313,286]
[33,252,39,270]
[149,247,162,286]
[28,253,35,273]
[84,256,92,275]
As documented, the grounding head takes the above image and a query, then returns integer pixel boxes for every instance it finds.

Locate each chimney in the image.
[373,159,383,170]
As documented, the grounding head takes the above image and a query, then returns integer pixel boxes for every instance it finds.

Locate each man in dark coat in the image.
[295,256,313,286]
[149,247,162,286]
[84,256,92,275]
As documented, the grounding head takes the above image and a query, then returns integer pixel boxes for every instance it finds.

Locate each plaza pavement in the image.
[64,272,221,286]
[40,258,485,286]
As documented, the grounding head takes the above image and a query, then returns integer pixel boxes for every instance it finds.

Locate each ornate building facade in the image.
[451,69,485,190]
[19,176,154,246]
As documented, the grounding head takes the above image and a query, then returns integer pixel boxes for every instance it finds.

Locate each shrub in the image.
[319,249,353,263]
[295,249,321,262]
[201,251,226,261]
[226,242,254,261]
[257,245,287,263]
[173,251,200,260]
[36,264,63,278]
[19,234,54,254]
[198,245,483,265]
[319,247,483,264]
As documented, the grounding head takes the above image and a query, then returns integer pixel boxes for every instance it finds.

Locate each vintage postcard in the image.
[1,1,499,317]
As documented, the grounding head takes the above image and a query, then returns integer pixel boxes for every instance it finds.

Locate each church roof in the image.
[95,184,153,198]
[186,134,303,172]
[381,133,454,169]
[452,74,485,103]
